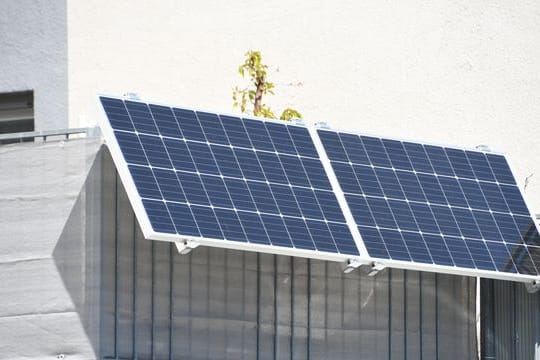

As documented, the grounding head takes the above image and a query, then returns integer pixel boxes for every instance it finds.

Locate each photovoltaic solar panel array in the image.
[99,95,540,282]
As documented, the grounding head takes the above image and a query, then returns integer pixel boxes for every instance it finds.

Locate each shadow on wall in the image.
[52,146,103,357]
[51,147,478,360]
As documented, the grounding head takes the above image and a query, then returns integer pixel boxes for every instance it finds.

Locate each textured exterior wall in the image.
[0,138,102,359]
[67,0,540,212]
[0,0,68,130]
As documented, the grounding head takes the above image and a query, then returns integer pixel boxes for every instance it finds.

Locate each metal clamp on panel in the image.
[175,239,200,255]
[314,121,331,129]
[341,258,363,274]
[366,261,386,277]
[525,278,540,293]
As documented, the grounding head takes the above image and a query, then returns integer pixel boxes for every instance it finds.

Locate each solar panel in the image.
[99,96,360,262]
[98,94,540,283]
[318,129,540,278]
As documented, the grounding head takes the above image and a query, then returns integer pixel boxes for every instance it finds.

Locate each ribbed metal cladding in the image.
[482,279,540,360]
[100,150,477,360]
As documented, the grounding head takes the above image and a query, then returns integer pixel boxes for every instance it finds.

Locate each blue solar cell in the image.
[167,203,200,237]
[318,130,348,162]
[177,171,210,206]
[332,163,361,194]
[243,119,275,152]
[288,126,318,158]
[424,145,454,177]
[404,142,434,174]
[328,223,359,255]
[173,108,206,141]
[437,176,468,208]
[451,207,482,239]
[142,199,176,234]
[101,97,134,131]
[153,168,186,203]
[223,178,257,212]
[283,217,316,250]
[200,175,234,208]
[266,122,297,155]
[445,149,475,179]
[125,101,159,135]
[375,168,405,200]
[257,152,288,184]
[214,209,247,242]
[388,200,418,232]
[339,133,370,165]
[479,182,510,213]
[260,214,293,247]
[186,142,219,175]
[382,139,414,171]
[358,226,389,259]
[306,220,338,252]
[238,212,271,245]
[354,165,384,197]
[500,185,529,216]
[115,131,148,166]
[197,112,229,145]
[395,170,427,203]
[379,229,411,261]
[486,242,516,273]
[401,232,432,263]
[466,151,496,182]
[280,154,311,187]
[486,154,516,185]
[459,179,489,210]
[466,240,496,271]
[316,190,345,223]
[190,205,224,239]
[444,236,475,268]
[220,115,252,148]
[149,105,183,139]
[416,174,447,205]
[346,195,376,227]
[361,136,392,168]
[138,135,173,169]
[248,181,280,214]
[234,148,266,181]
[430,205,461,237]
[473,211,503,241]
[292,187,324,220]
[301,157,332,190]
[129,165,162,199]
[366,197,397,229]
[210,144,243,178]
[163,139,197,172]
[409,203,439,234]
[270,184,302,217]
[423,234,454,266]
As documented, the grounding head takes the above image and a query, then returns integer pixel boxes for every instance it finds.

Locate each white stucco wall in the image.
[0,0,68,130]
[67,0,540,210]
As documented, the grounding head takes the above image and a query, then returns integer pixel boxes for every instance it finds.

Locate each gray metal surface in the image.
[100,149,478,360]
[481,279,540,360]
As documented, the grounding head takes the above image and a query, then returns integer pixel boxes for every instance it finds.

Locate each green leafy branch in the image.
[233,50,302,121]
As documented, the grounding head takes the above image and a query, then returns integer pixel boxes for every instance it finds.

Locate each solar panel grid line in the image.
[98,95,361,262]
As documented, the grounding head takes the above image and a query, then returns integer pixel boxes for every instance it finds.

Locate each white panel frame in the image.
[97,94,540,284]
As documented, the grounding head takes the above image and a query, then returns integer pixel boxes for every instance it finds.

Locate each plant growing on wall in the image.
[233,50,302,121]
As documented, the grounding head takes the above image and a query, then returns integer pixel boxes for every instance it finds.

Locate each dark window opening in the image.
[0,91,34,144]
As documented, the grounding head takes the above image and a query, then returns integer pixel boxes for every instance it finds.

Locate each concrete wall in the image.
[0,0,68,130]
[67,0,540,212]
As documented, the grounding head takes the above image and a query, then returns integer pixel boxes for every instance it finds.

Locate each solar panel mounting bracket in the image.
[366,261,386,277]
[174,239,200,255]
[314,121,331,129]
[525,279,540,293]
[341,258,364,274]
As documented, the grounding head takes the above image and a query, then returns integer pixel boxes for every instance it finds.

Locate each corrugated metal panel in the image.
[100,150,477,360]
[482,279,539,360]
